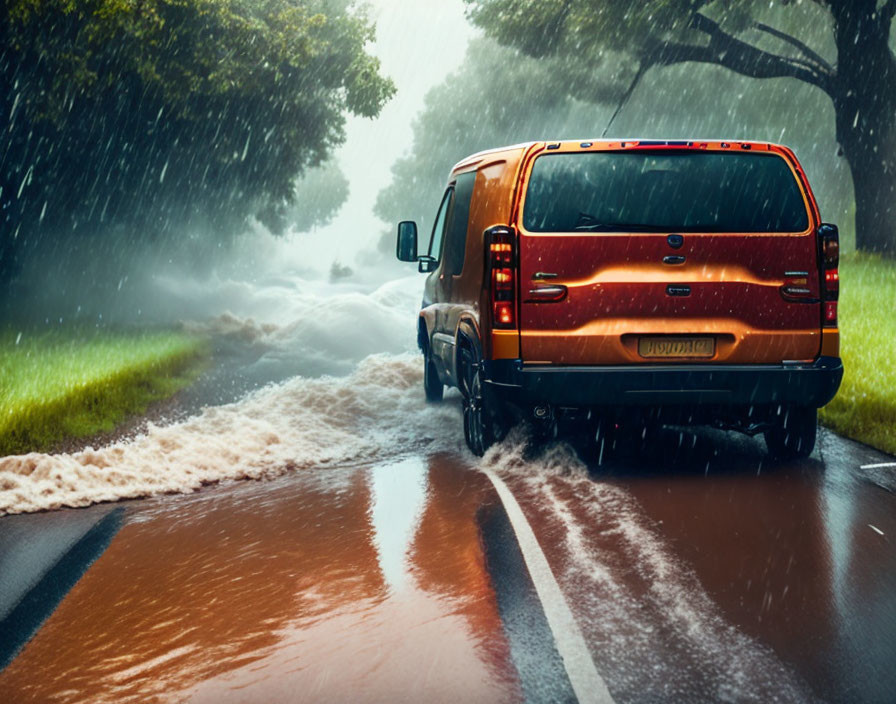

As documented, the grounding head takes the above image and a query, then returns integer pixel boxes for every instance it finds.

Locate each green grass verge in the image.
[819,252,896,455]
[0,328,207,455]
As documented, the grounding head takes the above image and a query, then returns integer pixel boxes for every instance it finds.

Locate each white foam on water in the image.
[0,354,464,515]
[480,436,817,703]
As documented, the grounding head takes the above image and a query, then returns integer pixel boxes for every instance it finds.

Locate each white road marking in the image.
[860,462,896,469]
[868,524,885,536]
[481,467,615,704]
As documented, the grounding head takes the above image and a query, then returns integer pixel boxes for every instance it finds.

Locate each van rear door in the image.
[517,146,821,365]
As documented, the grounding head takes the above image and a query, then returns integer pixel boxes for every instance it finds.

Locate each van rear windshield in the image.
[523,151,810,233]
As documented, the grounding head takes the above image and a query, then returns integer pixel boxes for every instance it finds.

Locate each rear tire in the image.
[764,406,817,459]
[460,347,501,456]
[423,349,443,402]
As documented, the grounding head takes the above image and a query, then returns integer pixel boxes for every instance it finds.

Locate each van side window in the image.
[444,171,476,276]
[429,188,454,262]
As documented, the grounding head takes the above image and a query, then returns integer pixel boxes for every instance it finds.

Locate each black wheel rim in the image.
[462,354,486,456]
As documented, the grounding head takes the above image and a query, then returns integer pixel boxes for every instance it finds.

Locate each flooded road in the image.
[1,413,894,703]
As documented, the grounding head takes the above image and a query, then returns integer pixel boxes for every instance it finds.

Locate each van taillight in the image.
[818,223,839,327]
[486,226,516,329]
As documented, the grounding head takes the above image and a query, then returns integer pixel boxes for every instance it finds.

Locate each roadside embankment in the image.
[0,328,207,456]
[820,252,896,456]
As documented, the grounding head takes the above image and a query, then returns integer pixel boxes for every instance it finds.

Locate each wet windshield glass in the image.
[523,151,810,233]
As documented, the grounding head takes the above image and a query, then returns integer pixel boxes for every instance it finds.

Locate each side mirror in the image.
[418,256,437,273]
[396,221,418,262]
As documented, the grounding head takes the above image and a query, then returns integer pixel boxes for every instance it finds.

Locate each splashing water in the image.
[0,354,464,515]
[480,435,816,703]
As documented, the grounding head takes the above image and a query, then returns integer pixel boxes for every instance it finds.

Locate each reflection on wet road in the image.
[1,426,894,703]
[0,460,518,703]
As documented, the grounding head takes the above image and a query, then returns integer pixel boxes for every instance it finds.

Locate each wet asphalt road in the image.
[0,422,894,703]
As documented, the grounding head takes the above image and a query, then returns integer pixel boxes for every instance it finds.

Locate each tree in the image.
[0,0,394,287]
[259,160,350,235]
[465,0,896,254]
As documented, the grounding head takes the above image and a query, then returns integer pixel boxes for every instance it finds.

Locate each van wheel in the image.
[423,350,443,402]
[461,349,496,457]
[764,406,817,460]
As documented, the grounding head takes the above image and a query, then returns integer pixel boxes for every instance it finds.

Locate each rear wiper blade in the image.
[573,212,668,232]
[573,222,667,232]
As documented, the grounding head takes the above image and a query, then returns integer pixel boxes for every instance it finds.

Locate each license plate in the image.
[638,336,715,358]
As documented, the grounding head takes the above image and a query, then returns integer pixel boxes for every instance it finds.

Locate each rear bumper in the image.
[483,356,843,409]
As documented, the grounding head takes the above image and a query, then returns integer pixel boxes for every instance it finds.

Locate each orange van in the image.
[396,140,843,458]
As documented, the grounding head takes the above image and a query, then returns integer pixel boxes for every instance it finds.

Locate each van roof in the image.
[451,139,794,174]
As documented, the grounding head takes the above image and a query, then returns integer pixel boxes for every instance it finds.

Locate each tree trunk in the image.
[840,136,896,254]
[832,61,896,253]
[830,1,896,254]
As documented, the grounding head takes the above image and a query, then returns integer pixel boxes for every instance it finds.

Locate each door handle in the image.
[526,285,567,302]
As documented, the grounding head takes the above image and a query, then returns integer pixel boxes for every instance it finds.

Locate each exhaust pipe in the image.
[533,404,553,420]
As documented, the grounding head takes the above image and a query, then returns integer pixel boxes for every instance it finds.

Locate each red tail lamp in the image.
[486,226,517,329]
[818,224,839,327]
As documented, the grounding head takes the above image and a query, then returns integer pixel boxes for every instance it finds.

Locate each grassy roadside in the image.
[819,252,896,456]
[0,329,207,456]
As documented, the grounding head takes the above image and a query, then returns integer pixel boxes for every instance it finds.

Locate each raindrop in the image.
[18,165,33,198]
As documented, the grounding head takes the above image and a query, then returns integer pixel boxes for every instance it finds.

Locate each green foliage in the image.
[819,253,896,456]
[0,0,394,284]
[260,159,350,234]
[464,0,831,62]
[461,0,843,117]
[0,328,207,454]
